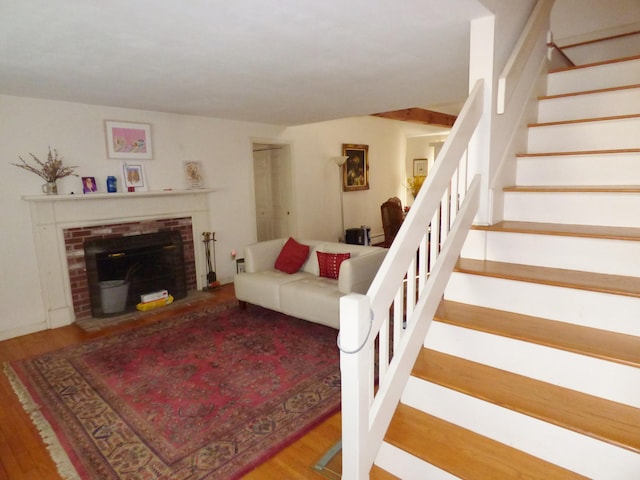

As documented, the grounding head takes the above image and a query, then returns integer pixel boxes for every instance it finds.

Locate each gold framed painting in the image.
[342,143,369,191]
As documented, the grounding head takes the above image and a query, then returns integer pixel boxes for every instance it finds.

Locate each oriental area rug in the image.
[4,303,342,479]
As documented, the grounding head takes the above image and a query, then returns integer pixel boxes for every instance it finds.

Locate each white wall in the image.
[283,116,438,243]
[0,95,435,339]
[405,135,449,207]
[0,94,288,339]
[551,0,640,44]
[471,0,538,225]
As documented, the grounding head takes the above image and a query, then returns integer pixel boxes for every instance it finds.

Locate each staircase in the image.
[372,56,640,479]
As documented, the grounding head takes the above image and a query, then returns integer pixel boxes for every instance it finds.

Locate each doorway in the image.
[252,143,293,241]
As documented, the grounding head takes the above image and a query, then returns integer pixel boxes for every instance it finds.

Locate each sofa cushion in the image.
[317,251,350,280]
[279,276,342,329]
[234,270,310,310]
[274,237,310,274]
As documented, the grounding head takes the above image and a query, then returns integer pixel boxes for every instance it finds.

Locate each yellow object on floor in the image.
[136,295,174,311]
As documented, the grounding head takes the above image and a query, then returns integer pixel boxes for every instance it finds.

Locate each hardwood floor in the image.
[0,284,341,479]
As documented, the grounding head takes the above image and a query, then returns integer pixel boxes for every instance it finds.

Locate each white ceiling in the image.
[0,0,491,126]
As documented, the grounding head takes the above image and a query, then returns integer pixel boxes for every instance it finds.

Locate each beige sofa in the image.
[234,238,387,329]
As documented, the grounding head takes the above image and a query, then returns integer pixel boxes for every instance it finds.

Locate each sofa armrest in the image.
[243,238,287,273]
[338,249,387,294]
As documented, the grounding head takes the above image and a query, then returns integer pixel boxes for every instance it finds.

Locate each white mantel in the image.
[24,189,216,329]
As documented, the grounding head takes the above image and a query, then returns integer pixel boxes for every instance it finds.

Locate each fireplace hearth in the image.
[84,231,188,317]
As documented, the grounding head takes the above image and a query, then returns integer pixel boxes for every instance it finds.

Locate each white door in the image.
[253,143,293,241]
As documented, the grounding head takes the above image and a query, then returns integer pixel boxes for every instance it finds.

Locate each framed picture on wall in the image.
[105,120,153,159]
[341,143,369,191]
[413,158,428,176]
[121,162,148,191]
[183,160,205,189]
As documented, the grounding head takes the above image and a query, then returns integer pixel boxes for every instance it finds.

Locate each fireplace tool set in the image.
[202,231,221,290]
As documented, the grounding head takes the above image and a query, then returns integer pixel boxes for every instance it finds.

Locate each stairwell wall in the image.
[466,0,539,228]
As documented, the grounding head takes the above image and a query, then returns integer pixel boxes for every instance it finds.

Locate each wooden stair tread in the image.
[435,300,640,368]
[412,349,640,453]
[516,148,640,157]
[472,221,640,241]
[370,465,400,479]
[549,53,640,74]
[385,403,587,479]
[455,258,640,298]
[503,185,640,193]
[528,113,640,128]
[539,83,640,101]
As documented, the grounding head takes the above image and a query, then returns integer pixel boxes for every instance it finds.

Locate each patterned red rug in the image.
[5,302,341,479]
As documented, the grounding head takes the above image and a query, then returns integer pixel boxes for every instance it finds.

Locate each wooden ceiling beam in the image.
[371,107,456,128]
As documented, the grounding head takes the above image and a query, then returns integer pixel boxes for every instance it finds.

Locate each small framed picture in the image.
[105,120,153,159]
[121,163,148,192]
[413,158,428,177]
[341,143,369,191]
[183,161,205,189]
[82,176,97,193]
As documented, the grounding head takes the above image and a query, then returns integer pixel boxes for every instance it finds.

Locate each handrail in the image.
[497,0,555,114]
[339,78,485,479]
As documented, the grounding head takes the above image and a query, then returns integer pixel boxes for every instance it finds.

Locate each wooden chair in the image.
[380,197,404,248]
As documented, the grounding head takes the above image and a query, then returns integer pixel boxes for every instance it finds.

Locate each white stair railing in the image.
[339,78,485,479]
[497,0,555,114]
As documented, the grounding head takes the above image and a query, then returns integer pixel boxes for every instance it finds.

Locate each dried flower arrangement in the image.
[11,147,78,183]
[406,175,426,197]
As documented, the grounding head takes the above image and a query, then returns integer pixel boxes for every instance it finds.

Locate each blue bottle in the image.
[107,176,117,193]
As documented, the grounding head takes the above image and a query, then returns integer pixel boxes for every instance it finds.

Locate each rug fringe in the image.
[3,362,81,480]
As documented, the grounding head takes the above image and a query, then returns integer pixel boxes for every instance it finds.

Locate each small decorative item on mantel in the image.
[11,147,78,195]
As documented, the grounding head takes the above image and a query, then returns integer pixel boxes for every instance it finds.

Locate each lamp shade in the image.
[331,155,348,166]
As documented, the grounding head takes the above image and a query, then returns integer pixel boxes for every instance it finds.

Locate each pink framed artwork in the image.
[105,120,153,159]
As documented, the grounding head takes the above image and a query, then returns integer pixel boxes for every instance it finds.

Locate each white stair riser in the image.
[516,152,640,185]
[403,377,640,479]
[462,230,640,277]
[547,58,640,96]
[562,39,640,67]
[527,116,640,153]
[503,191,640,228]
[376,443,458,480]
[538,87,640,123]
[424,322,640,406]
[444,272,640,337]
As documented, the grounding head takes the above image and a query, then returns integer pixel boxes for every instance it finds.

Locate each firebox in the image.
[84,231,187,317]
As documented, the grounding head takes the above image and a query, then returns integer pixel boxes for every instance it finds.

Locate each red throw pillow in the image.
[317,251,350,280]
[274,237,310,274]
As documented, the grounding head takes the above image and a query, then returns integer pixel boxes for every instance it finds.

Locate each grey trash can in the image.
[99,280,129,314]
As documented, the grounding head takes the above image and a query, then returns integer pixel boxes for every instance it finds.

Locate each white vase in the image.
[42,181,58,195]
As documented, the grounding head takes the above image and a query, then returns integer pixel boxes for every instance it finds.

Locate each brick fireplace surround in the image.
[65,217,197,321]
[23,190,214,330]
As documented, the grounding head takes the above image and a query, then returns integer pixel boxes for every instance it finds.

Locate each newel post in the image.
[340,293,373,479]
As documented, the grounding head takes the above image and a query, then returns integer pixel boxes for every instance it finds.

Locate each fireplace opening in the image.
[84,231,188,317]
